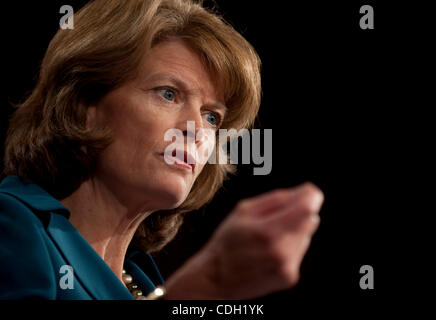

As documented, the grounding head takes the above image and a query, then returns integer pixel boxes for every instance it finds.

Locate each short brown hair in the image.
[3,0,261,252]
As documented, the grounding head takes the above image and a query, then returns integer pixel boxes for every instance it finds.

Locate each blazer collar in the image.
[0,175,70,219]
[47,212,134,300]
[0,175,134,300]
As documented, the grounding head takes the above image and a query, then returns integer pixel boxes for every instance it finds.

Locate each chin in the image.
[150,180,191,210]
[156,193,188,210]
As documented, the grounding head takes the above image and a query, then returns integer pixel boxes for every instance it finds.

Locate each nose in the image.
[174,102,217,166]
[178,103,206,146]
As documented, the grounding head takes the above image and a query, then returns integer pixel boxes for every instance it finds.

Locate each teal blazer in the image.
[0,175,164,300]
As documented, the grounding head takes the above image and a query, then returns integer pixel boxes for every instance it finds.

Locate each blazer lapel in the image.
[1,176,135,300]
[46,212,134,300]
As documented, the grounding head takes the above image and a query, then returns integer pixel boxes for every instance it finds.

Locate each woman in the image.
[0,0,324,300]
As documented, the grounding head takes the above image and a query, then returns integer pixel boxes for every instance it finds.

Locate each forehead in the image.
[138,39,222,100]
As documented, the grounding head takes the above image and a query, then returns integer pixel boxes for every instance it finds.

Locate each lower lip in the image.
[159,154,193,172]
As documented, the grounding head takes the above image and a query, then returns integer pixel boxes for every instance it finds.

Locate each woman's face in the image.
[87,39,225,210]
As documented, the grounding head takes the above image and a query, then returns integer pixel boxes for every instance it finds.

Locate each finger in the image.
[260,182,323,219]
[235,188,298,218]
[270,231,316,289]
[268,211,321,241]
[281,234,315,285]
[263,185,324,234]
[237,182,322,219]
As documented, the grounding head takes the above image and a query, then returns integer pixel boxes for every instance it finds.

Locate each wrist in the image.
[165,249,223,300]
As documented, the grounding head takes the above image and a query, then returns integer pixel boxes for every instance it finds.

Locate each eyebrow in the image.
[144,72,228,114]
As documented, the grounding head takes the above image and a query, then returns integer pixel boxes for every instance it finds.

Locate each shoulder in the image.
[0,192,47,226]
[0,192,57,299]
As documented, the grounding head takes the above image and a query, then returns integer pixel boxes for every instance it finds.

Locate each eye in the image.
[157,88,176,102]
[205,112,221,127]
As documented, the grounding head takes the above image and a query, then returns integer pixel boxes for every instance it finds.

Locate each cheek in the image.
[96,94,173,174]
[91,90,197,208]
[96,106,170,176]
[103,108,170,159]
[96,87,170,139]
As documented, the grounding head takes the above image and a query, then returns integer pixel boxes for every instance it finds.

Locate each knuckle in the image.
[301,181,321,194]
[273,188,291,199]
[236,199,251,212]
[268,192,284,204]
[311,214,321,230]
[278,264,300,288]
[299,236,311,250]
[288,271,300,287]
[298,204,313,217]
[301,183,324,205]
[299,193,324,216]
[300,214,320,234]
[265,242,302,288]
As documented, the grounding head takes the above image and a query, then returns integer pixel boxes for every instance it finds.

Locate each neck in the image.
[60,177,153,283]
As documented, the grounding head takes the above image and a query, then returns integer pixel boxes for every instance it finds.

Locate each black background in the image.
[0,0,431,314]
